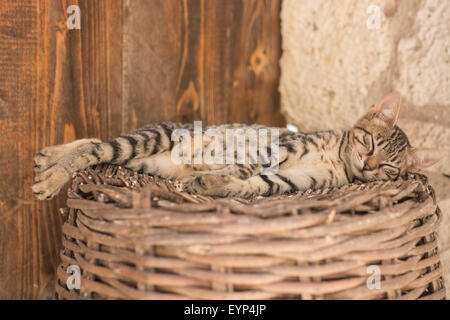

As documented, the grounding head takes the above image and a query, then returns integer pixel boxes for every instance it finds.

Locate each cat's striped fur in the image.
[33,93,441,200]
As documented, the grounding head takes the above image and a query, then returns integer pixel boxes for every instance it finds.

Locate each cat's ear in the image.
[406,148,442,171]
[366,92,402,128]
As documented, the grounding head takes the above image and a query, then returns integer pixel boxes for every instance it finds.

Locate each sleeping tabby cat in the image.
[33,92,441,200]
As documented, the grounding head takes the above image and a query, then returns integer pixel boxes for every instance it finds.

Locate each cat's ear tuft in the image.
[407,148,442,171]
[366,92,402,128]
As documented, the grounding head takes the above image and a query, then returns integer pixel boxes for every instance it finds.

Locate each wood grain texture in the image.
[0,0,53,300]
[122,0,285,130]
[0,0,283,299]
[0,0,123,299]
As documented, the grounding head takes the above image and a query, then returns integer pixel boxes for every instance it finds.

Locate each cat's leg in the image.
[34,138,101,172]
[33,139,119,199]
[183,146,291,198]
[186,163,262,181]
[124,155,262,186]
[184,172,299,198]
[124,152,193,179]
[32,121,181,200]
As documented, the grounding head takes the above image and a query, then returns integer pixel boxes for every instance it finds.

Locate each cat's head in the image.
[347,92,441,182]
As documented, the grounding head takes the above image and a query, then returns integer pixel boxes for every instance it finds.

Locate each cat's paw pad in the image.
[32,166,70,200]
[34,146,66,172]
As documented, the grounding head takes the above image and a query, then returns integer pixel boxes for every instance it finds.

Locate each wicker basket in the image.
[55,164,446,300]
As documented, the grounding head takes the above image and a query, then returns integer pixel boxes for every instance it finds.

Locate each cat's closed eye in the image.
[353,128,373,154]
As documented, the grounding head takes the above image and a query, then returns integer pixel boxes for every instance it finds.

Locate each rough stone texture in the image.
[280,0,449,297]
[281,0,394,131]
[280,0,449,132]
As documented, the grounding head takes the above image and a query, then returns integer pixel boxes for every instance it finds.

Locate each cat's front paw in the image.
[32,165,71,200]
[34,145,66,172]
[183,174,231,196]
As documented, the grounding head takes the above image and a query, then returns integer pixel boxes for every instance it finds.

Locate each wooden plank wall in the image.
[123,0,284,128]
[0,0,284,299]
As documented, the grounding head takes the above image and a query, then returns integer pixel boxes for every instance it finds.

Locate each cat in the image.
[32,92,441,200]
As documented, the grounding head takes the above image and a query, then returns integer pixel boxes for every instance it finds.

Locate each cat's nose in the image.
[363,156,378,171]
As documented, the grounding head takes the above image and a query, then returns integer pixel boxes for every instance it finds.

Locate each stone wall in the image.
[280,0,449,296]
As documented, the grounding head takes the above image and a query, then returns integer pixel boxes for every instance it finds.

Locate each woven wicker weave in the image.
[55,164,446,300]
